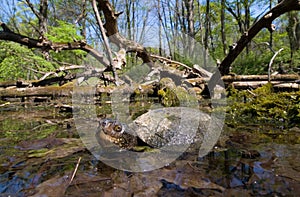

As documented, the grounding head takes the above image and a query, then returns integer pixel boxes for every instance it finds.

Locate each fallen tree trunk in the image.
[223,74,300,90]
[0,81,31,88]
[222,74,300,82]
[0,73,299,99]
[231,81,299,90]
[0,86,115,98]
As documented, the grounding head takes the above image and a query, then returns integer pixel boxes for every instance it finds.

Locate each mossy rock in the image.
[158,78,197,107]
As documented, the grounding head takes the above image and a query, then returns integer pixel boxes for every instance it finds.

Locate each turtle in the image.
[96,107,214,151]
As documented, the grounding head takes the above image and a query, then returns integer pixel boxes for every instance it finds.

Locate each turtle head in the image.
[96,119,137,149]
[99,119,125,138]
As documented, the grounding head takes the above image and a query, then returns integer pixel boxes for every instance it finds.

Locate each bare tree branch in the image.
[23,0,42,20]
[92,0,119,84]
[96,0,151,64]
[0,22,110,67]
[268,48,284,82]
[219,0,300,75]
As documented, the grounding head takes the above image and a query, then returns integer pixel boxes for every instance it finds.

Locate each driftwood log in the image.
[0,73,299,100]
[222,74,300,90]
[231,81,299,90]
[0,86,114,98]
[222,74,300,82]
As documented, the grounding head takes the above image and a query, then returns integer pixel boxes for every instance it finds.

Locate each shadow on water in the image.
[0,99,299,196]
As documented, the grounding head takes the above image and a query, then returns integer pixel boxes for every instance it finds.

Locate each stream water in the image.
[0,98,299,196]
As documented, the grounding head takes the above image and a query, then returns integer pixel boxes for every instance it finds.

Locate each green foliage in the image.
[232,50,273,74]
[227,83,300,127]
[230,28,300,75]
[0,42,57,81]
[46,20,82,43]
[173,52,193,68]
[0,4,88,82]
[46,20,86,64]
[232,46,300,75]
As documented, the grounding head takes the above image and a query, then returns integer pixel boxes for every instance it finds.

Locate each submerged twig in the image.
[69,157,82,185]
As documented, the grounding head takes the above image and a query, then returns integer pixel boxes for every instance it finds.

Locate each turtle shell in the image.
[130,107,211,148]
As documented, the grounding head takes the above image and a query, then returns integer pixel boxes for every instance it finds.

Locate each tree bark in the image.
[157,0,162,56]
[184,0,195,56]
[221,0,227,55]
[230,81,300,90]
[269,0,274,48]
[77,0,88,39]
[39,0,48,35]
[185,0,194,37]
[0,86,115,98]
[157,0,172,57]
[125,0,132,39]
[203,0,210,68]
[222,74,300,82]
[24,0,48,35]
[287,11,300,63]
[244,0,251,54]
[24,0,49,59]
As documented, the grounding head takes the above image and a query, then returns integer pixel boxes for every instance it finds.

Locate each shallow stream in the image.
[0,99,299,196]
